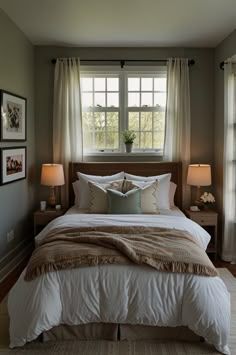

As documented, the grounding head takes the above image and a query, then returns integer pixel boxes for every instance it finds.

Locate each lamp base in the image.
[48,186,56,207]
[192,186,204,207]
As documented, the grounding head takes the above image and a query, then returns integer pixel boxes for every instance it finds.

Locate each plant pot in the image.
[203,204,211,210]
[125,143,133,153]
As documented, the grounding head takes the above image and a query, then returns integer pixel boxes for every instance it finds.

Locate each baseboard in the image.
[0,241,33,283]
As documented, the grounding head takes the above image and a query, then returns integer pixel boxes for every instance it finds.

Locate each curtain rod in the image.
[220,60,236,70]
[51,58,195,68]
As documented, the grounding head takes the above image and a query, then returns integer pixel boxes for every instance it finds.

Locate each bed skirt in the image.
[42,323,201,342]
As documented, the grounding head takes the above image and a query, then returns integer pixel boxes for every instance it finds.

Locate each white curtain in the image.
[222,56,236,262]
[163,58,191,208]
[53,58,83,207]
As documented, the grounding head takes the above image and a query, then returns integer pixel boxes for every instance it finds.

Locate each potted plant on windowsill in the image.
[122,130,136,153]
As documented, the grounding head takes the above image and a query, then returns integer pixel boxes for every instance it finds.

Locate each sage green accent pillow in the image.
[107,188,142,214]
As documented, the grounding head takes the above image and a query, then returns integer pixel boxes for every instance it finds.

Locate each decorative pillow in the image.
[169,181,177,208]
[107,188,142,214]
[124,172,171,210]
[121,179,136,193]
[129,180,159,214]
[88,180,124,213]
[75,171,125,209]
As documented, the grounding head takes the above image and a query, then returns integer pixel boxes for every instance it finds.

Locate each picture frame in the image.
[0,90,27,141]
[0,146,27,185]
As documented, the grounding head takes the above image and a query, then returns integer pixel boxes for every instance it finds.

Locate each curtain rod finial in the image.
[189,59,195,66]
[220,61,224,70]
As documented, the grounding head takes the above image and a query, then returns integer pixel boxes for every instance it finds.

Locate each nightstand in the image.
[34,208,66,236]
[185,209,218,261]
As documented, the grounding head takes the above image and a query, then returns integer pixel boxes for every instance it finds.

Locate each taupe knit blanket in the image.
[25,225,218,281]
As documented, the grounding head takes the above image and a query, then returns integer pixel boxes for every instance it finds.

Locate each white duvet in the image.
[8,213,231,354]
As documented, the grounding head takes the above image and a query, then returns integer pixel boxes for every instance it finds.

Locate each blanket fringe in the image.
[25,254,218,281]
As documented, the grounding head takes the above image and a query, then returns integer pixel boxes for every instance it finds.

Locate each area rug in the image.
[0,268,235,355]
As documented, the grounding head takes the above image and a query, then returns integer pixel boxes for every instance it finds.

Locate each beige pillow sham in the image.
[129,180,159,214]
[88,180,124,213]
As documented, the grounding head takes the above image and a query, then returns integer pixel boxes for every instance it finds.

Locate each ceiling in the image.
[0,0,236,47]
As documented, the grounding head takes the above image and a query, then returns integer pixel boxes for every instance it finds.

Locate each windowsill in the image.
[84,152,163,157]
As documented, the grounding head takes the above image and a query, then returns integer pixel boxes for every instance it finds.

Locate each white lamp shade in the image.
[41,164,65,186]
[187,164,211,187]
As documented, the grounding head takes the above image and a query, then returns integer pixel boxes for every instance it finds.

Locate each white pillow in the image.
[76,171,125,209]
[124,172,171,210]
[72,180,80,207]
[169,181,177,208]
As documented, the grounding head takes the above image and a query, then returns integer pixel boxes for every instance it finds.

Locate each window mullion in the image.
[120,71,126,152]
[92,77,95,149]
[92,112,95,149]
[152,112,154,149]
[104,112,107,148]
[139,77,141,109]
[152,77,154,149]
[105,78,107,148]
[139,112,141,149]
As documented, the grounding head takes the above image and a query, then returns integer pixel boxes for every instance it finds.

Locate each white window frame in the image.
[124,69,166,154]
[80,65,167,157]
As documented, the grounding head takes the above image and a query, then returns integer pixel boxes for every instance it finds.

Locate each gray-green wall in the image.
[0,11,232,264]
[0,10,36,275]
[35,46,215,202]
[214,29,236,256]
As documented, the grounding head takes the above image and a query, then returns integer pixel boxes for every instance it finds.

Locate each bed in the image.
[8,162,231,354]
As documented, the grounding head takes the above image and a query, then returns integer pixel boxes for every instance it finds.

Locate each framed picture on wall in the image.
[0,90,27,141]
[0,147,27,185]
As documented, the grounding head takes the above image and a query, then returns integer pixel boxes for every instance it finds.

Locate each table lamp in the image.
[41,164,65,207]
[187,164,211,205]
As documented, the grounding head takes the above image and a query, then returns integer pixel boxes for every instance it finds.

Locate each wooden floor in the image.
[213,259,236,277]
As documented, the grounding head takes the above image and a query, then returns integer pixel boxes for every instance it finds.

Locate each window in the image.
[81,75,120,151]
[127,75,166,152]
[81,67,166,155]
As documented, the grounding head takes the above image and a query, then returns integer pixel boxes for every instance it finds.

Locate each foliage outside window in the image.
[81,68,166,154]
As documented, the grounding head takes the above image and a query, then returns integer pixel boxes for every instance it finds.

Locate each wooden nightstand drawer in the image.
[34,209,66,236]
[190,214,216,225]
[185,209,218,261]
[34,212,60,225]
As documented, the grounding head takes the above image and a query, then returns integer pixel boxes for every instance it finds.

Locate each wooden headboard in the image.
[69,161,182,209]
